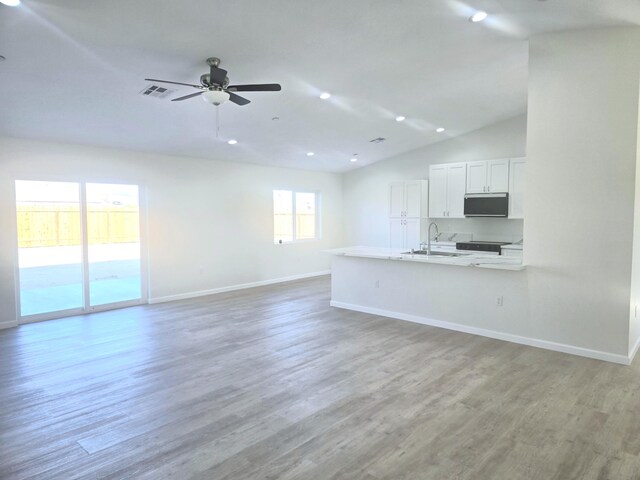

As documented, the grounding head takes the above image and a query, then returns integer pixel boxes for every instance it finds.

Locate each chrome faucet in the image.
[427,222,439,255]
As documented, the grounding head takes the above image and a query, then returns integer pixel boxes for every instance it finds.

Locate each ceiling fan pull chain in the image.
[216,106,220,138]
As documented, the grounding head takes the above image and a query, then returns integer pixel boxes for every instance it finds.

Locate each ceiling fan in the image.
[145,57,281,106]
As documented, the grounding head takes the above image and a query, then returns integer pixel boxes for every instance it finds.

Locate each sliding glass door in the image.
[15,180,145,321]
[15,181,84,316]
[86,183,142,307]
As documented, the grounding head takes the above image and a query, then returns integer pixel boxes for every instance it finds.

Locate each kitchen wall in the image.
[525,27,640,357]
[342,114,527,247]
[0,137,344,327]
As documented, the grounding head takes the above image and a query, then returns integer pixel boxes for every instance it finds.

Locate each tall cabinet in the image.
[389,180,428,249]
[428,163,466,218]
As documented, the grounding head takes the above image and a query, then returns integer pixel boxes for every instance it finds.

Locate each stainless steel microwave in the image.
[464,193,509,217]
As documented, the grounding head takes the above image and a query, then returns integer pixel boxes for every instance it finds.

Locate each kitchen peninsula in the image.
[327,243,530,352]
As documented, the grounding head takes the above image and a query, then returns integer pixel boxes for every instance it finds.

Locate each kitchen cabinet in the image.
[466,159,509,193]
[390,217,421,250]
[389,180,428,219]
[389,181,428,249]
[428,163,466,218]
[508,158,526,219]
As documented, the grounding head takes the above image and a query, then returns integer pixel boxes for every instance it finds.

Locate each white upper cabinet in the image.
[389,180,428,219]
[508,158,526,219]
[428,166,448,218]
[447,164,467,218]
[487,159,509,193]
[428,163,466,218]
[466,161,487,194]
[389,182,405,217]
[404,181,423,217]
[466,159,509,193]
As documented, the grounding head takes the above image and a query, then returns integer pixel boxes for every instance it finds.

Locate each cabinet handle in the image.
[483,186,486,192]
[487,186,490,192]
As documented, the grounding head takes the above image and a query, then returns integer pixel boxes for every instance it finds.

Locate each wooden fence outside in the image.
[274,213,316,242]
[16,204,140,248]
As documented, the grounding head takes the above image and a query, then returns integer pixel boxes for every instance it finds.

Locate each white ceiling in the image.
[1,0,639,172]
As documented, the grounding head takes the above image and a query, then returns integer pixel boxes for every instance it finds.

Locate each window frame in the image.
[273,189,321,244]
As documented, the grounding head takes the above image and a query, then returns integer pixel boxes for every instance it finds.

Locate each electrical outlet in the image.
[496,296,504,307]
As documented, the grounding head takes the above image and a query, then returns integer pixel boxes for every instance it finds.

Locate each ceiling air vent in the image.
[139,84,176,99]
[369,137,386,144]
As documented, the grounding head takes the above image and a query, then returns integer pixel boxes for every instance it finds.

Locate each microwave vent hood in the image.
[464,193,508,217]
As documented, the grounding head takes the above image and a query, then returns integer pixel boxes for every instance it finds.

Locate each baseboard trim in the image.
[149,270,331,305]
[330,300,631,365]
[629,335,640,365]
[0,320,18,330]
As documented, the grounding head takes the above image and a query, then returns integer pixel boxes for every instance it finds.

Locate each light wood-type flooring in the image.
[2,275,640,479]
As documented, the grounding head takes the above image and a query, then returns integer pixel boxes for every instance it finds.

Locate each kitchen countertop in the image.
[325,245,525,271]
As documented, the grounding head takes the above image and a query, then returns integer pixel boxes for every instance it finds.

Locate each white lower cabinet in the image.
[390,218,421,250]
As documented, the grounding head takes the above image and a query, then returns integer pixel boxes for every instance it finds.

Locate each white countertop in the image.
[325,245,525,271]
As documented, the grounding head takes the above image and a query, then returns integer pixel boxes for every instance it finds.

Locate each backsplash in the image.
[429,218,524,244]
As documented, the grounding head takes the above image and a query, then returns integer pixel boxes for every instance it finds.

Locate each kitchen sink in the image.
[402,250,462,257]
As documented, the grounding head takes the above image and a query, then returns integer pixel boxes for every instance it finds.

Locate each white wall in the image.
[525,27,640,357]
[0,137,344,327]
[342,114,527,247]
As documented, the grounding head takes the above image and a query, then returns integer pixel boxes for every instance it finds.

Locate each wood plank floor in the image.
[2,275,640,479]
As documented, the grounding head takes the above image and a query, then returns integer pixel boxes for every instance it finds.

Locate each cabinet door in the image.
[404,218,421,250]
[487,159,509,193]
[508,158,526,219]
[466,161,487,193]
[428,166,448,218]
[404,181,422,218]
[447,164,467,218]
[389,218,404,249]
[389,182,405,217]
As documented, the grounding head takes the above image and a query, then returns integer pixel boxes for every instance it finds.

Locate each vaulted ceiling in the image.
[1,0,639,172]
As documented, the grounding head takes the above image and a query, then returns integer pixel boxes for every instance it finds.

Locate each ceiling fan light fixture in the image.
[202,89,230,106]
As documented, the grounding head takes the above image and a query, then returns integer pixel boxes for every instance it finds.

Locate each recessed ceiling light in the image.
[307,152,315,157]
[395,116,406,122]
[319,92,331,100]
[0,0,21,6]
[436,127,445,133]
[227,139,238,145]
[350,157,358,163]
[469,11,488,22]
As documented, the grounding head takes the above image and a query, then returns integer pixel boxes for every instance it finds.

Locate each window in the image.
[273,190,319,243]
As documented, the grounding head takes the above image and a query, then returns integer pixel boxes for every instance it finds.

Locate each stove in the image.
[455,241,512,254]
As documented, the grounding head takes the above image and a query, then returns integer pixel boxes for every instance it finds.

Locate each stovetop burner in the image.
[455,240,512,254]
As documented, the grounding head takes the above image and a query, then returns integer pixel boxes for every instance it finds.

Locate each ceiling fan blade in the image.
[145,78,202,89]
[172,91,204,102]
[228,91,251,106]
[227,84,282,92]
[209,66,228,86]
